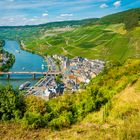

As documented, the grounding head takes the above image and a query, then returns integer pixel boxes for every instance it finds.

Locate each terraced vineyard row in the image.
[23,24,140,62]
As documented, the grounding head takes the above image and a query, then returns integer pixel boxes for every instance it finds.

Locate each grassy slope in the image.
[0,79,139,140]
[21,8,140,62]
[23,23,140,62]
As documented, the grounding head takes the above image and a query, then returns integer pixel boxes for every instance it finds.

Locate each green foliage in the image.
[25,95,47,115]
[48,111,73,130]
[0,85,25,121]
[55,74,63,83]
[124,12,139,30]
[22,112,44,129]
[0,59,139,130]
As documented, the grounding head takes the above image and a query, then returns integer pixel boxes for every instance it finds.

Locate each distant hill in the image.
[0,18,99,40]
[36,18,99,28]
[0,18,99,29]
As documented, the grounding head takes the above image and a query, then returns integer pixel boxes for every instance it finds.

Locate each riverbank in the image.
[20,40,48,61]
[0,40,15,72]
[20,40,63,72]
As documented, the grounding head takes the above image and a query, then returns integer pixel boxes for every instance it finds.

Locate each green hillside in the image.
[21,8,140,62]
[1,79,140,140]
[23,23,140,62]
[0,59,140,139]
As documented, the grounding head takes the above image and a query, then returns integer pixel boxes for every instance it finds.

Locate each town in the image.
[27,55,105,100]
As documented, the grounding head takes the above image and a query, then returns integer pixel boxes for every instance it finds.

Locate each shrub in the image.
[48,111,73,129]
[22,112,44,129]
[25,95,47,115]
[0,85,24,121]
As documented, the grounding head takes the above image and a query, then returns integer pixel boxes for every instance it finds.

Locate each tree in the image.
[25,95,48,115]
[0,85,25,120]
[124,12,139,30]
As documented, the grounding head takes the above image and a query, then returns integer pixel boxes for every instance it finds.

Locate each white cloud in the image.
[9,17,14,20]
[22,18,27,21]
[60,13,73,17]
[42,13,48,17]
[100,3,108,8]
[8,17,14,22]
[113,1,121,8]
[30,18,36,21]
[7,0,14,2]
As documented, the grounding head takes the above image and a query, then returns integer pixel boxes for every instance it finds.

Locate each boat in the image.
[19,81,31,90]
[42,64,45,67]
[16,50,20,53]
[22,67,25,70]
[41,64,45,69]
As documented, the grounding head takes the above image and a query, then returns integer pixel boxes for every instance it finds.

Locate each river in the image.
[0,40,48,88]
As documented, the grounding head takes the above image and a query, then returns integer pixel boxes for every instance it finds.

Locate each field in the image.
[23,23,140,62]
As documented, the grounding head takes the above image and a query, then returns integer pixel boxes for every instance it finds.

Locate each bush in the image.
[0,85,24,121]
[22,112,44,129]
[48,111,73,129]
[0,59,140,130]
[25,95,47,115]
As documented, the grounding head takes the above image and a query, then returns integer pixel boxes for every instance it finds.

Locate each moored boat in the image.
[19,81,31,90]
[16,50,20,53]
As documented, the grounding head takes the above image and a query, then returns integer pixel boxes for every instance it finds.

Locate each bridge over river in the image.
[0,71,61,79]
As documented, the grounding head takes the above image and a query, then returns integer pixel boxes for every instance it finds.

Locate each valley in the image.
[0,7,140,140]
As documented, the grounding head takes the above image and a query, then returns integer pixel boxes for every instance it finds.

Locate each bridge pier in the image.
[33,73,36,79]
[7,74,10,79]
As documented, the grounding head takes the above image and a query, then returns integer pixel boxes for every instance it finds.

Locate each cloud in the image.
[42,13,48,17]
[7,0,14,2]
[22,18,27,21]
[9,17,14,21]
[100,3,108,8]
[113,1,121,8]
[60,13,73,17]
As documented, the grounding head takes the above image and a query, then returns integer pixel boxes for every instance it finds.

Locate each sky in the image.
[0,0,140,26]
